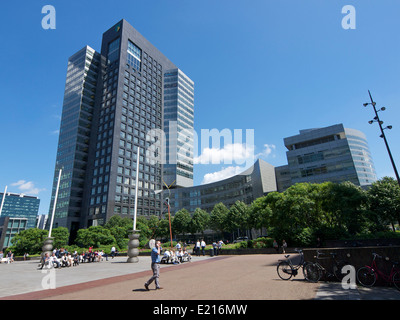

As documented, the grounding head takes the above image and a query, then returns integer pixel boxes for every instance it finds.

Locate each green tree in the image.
[136,216,152,245]
[172,208,191,236]
[51,227,70,248]
[249,196,273,232]
[10,228,48,255]
[210,202,229,235]
[320,181,368,235]
[104,215,132,248]
[190,208,210,235]
[154,217,172,240]
[227,201,250,238]
[75,226,116,248]
[367,177,400,231]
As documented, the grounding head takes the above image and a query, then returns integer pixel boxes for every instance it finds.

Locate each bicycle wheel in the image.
[304,263,322,283]
[392,270,400,291]
[277,261,293,280]
[357,267,376,287]
[333,261,349,281]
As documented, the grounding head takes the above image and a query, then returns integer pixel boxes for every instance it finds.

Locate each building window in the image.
[108,38,120,63]
[127,40,142,71]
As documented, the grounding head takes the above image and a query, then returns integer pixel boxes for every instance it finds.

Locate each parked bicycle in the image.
[357,253,400,290]
[276,249,313,281]
[303,250,350,283]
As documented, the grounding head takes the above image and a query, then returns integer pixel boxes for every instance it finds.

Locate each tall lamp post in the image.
[162,179,175,249]
[42,168,62,257]
[127,146,141,263]
[364,90,400,186]
[0,186,7,218]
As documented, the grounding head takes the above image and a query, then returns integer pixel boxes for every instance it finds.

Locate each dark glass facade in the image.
[49,46,101,236]
[50,20,194,235]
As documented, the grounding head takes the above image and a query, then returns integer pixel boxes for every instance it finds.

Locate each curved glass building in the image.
[281,124,377,189]
[167,159,277,214]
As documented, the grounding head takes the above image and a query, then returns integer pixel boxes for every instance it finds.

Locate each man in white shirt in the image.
[201,239,206,256]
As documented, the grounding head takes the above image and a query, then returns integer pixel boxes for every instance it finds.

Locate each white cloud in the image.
[11,180,46,196]
[194,143,255,165]
[201,166,246,185]
[196,143,277,185]
[50,129,60,135]
[256,144,276,159]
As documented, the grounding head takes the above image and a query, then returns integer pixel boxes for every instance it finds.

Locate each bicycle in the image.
[276,249,313,281]
[357,253,400,291]
[303,250,350,283]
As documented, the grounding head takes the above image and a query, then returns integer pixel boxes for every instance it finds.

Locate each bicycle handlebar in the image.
[372,253,382,259]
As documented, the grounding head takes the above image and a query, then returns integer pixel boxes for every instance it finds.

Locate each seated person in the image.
[39,253,51,269]
[182,248,192,262]
[176,248,184,263]
[162,249,171,263]
[170,250,180,264]
[61,253,69,267]
[51,253,61,268]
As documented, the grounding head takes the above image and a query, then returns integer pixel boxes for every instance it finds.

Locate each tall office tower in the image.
[282,123,377,188]
[49,46,102,237]
[163,69,195,188]
[50,20,194,235]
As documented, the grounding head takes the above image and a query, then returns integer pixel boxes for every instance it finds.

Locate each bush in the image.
[237,237,273,249]
[292,228,313,247]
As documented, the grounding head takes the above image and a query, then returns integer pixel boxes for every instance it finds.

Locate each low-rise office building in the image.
[167,159,277,214]
[0,192,40,249]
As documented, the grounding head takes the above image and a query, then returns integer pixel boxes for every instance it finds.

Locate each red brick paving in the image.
[1,255,320,300]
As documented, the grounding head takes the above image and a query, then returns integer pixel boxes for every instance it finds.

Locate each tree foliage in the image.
[7,178,400,253]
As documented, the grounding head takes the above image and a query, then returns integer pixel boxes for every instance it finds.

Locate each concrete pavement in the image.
[0,254,399,301]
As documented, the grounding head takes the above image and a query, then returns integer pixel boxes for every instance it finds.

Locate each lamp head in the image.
[363,103,369,107]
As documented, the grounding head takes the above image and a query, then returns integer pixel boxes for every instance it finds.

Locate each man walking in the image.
[144,240,163,290]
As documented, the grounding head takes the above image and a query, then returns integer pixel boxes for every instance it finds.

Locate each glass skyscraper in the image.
[49,46,101,237]
[50,20,194,237]
[163,69,195,188]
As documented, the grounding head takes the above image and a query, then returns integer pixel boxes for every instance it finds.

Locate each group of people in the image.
[161,243,192,264]
[0,250,14,263]
[38,247,109,269]
[193,239,224,256]
[273,239,288,253]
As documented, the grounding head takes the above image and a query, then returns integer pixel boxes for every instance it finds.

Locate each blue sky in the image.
[0,0,399,215]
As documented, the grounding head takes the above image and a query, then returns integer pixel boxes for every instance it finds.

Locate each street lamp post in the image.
[0,186,7,218]
[364,90,400,186]
[43,168,62,257]
[161,179,175,249]
[127,146,141,263]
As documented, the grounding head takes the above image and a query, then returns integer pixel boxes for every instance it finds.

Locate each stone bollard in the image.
[127,230,140,263]
[42,237,54,258]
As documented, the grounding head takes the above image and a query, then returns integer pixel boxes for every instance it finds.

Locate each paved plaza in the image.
[0,254,399,301]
